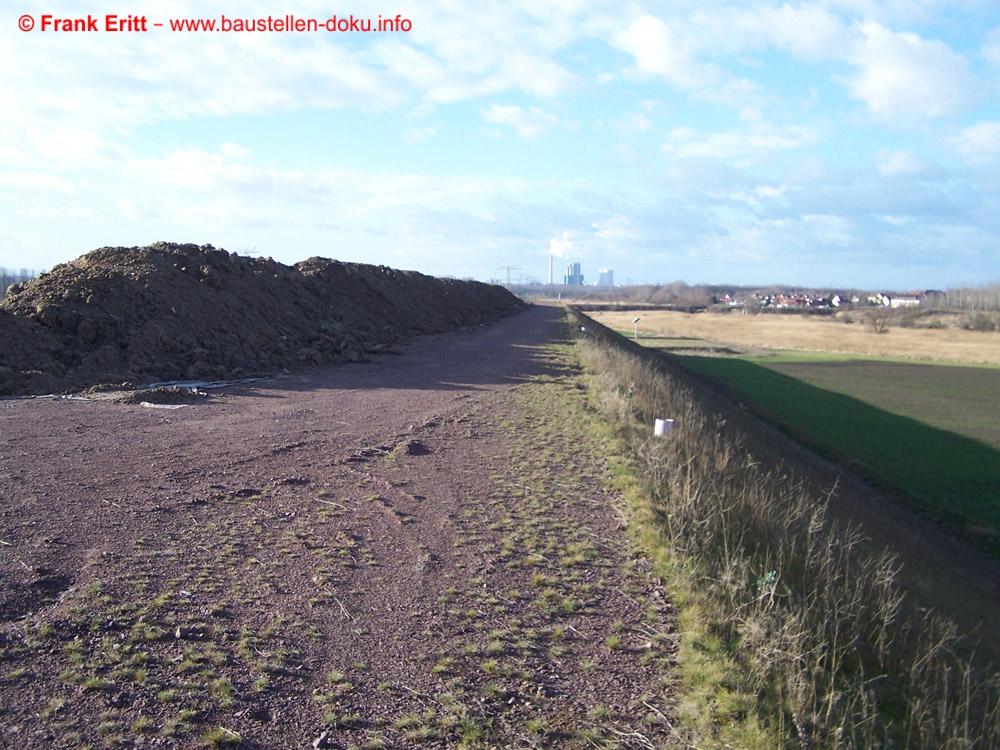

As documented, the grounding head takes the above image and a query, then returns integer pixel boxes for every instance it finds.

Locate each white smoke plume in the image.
[548,231,573,258]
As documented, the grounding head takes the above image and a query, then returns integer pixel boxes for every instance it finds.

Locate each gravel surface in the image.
[0,305,680,749]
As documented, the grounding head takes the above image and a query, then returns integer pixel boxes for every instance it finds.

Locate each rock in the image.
[77,318,98,344]
[41,361,64,377]
[297,347,322,365]
[339,337,365,363]
[59,309,81,330]
[405,440,431,456]
[34,304,61,329]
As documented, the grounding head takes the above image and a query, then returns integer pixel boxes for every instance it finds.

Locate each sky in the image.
[2,1,1000,290]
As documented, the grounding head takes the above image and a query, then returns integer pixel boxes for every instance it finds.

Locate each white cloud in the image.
[608,143,641,166]
[344,172,500,214]
[402,102,443,144]
[874,149,936,177]
[592,215,638,245]
[5,14,404,135]
[983,26,1000,66]
[800,213,856,246]
[135,148,320,198]
[663,124,819,161]
[755,185,787,200]
[104,141,535,243]
[712,4,851,62]
[948,121,1000,163]
[220,143,252,160]
[131,144,528,218]
[32,130,122,169]
[3,0,1000,288]
[613,112,654,134]
[494,51,579,99]
[381,0,581,102]
[881,214,912,226]
[372,40,454,97]
[3,0,589,150]
[607,12,771,118]
[169,196,283,229]
[0,172,72,193]
[663,156,753,193]
[612,14,720,89]
[549,231,574,258]
[840,21,983,124]
[482,104,559,138]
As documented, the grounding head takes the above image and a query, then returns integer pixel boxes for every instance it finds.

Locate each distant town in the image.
[492,260,949,312]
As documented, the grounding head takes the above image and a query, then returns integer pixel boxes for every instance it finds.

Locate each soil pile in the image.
[0,242,526,395]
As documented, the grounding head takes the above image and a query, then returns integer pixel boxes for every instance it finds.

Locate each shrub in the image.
[964,313,998,332]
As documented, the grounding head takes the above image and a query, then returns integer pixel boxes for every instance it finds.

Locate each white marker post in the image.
[654,418,674,437]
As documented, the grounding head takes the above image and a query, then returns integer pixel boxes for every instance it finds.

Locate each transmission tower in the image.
[495,266,521,288]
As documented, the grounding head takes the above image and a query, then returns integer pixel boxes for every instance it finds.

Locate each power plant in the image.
[564,262,584,286]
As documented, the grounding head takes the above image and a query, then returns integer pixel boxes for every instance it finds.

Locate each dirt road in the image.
[0,305,679,748]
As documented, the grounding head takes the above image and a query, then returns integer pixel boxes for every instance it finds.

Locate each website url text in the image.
[17,14,412,33]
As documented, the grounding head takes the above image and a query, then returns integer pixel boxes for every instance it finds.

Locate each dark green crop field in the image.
[674,353,1000,546]
[767,357,1000,450]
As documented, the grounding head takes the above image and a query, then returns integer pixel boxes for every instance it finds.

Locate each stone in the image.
[77,318,98,344]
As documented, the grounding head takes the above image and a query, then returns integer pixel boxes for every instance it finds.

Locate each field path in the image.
[0,305,680,748]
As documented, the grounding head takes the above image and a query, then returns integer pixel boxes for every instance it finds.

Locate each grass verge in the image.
[569,306,1000,748]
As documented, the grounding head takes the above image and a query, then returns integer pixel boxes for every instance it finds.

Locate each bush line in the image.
[567,306,1000,748]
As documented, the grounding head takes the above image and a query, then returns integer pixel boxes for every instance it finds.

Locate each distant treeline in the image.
[517,281,862,309]
[517,280,727,308]
[925,282,1000,312]
[1,267,38,297]
[518,279,1000,311]
[573,281,717,308]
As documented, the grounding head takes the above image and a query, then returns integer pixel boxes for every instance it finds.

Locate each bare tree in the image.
[868,307,891,334]
[1,267,38,298]
[929,281,1000,312]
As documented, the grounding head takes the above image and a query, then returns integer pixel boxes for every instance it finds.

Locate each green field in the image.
[657,349,1000,543]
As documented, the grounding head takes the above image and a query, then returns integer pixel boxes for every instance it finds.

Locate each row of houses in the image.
[867,292,922,308]
[756,292,840,309]
[716,290,929,310]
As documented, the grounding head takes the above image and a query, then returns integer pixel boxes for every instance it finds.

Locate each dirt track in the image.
[0,305,679,748]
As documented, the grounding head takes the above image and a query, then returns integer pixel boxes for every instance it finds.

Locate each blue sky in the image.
[2,0,999,289]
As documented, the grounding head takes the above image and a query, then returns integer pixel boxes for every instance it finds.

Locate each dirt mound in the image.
[0,242,526,395]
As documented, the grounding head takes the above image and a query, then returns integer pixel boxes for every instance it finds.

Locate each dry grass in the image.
[589,310,1000,365]
[568,307,1000,748]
